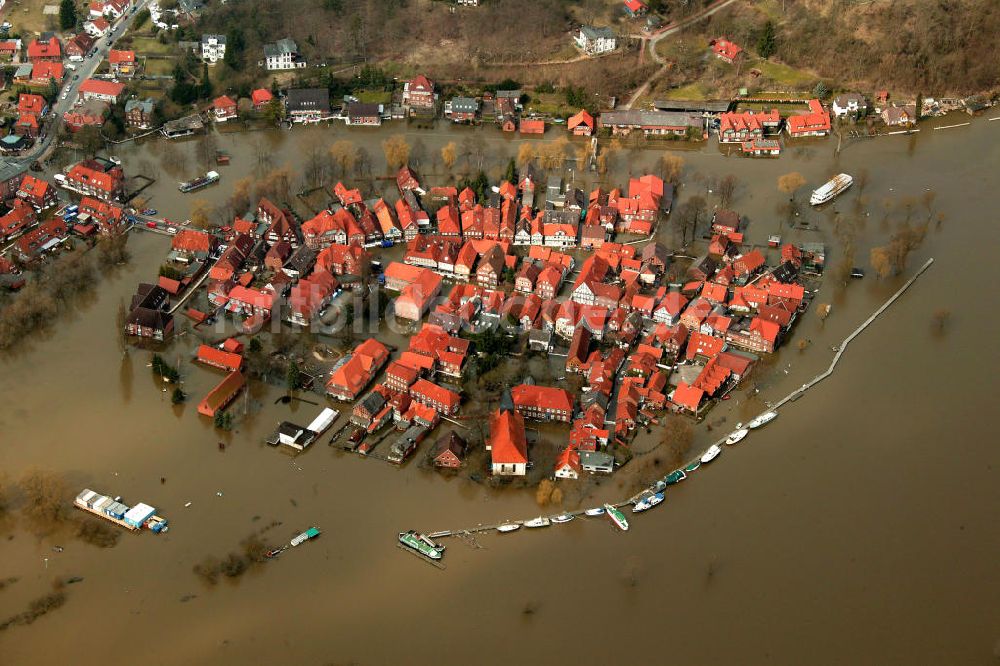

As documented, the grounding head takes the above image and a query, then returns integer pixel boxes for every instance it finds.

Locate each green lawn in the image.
[754,59,815,88]
[659,82,712,101]
[355,90,391,104]
[130,36,177,56]
[143,58,176,76]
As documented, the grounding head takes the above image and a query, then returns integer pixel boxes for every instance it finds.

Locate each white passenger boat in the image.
[810,173,853,205]
[496,523,520,533]
[584,507,605,516]
[725,428,749,445]
[700,445,722,463]
[605,504,629,531]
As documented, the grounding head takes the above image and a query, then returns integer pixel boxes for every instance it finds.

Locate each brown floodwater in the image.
[2,117,999,665]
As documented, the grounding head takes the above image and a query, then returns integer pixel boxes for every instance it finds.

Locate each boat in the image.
[747,411,778,429]
[809,173,853,206]
[684,460,701,473]
[632,492,664,513]
[265,546,285,559]
[701,444,722,463]
[141,208,157,216]
[496,523,521,533]
[398,530,444,560]
[523,517,550,528]
[663,469,686,486]
[290,526,321,546]
[726,428,749,445]
[550,513,575,524]
[73,489,168,533]
[584,507,605,516]
[178,170,220,193]
[604,504,629,531]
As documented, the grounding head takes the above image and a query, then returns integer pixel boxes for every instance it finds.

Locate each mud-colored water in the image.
[2,117,999,665]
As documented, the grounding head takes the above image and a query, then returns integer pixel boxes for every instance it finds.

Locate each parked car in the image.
[166,226,178,234]
[145,221,157,229]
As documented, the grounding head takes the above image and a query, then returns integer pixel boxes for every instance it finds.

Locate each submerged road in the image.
[422,258,935,542]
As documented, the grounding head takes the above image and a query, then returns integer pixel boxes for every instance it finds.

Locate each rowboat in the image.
[524,517,551,528]
[700,445,722,463]
[604,504,629,531]
[726,428,749,445]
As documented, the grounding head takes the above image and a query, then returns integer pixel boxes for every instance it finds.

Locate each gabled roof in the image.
[567,109,594,130]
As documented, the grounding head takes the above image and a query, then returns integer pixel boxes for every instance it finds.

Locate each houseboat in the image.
[179,170,220,193]
[809,173,853,205]
[74,489,168,533]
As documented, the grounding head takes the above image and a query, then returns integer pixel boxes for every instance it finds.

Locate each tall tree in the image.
[59,0,77,30]
[757,20,776,59]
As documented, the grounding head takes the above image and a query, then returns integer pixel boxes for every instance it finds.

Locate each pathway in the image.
[621,0,740,110]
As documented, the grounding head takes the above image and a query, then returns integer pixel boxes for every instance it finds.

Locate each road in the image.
[621,0,739,110]
[0,0,153,175]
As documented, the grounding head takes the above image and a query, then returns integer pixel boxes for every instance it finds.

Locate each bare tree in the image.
[329,140,358,179]
[442,141,458,170]
[516,142,535,168]
[717,174,738,208]
[676,195,708,245]
[777,171,806,200]
[659,154,685,184]
[381,134,411,171]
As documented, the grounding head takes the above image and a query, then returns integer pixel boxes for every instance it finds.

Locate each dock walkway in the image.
[419,258,934,543]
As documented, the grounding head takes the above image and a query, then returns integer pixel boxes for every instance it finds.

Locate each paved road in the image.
[622,0,739,110]
[0,0,152,175]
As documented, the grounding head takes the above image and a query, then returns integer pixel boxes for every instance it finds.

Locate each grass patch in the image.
[355,89,391,104]
[131,36,177,56]
[754,59,815,88]
[5,0,57,36]
[144,58,176,76]
[660,82,712,101]
[523,92,573,117]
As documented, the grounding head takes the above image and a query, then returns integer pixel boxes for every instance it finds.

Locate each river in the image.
[1,116,999,665]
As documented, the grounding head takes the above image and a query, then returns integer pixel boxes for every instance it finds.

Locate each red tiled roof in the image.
[171,229,213,253]
[712,38,742,61]
[251,88,273,105]
[108,49,135,64]
[213,95,237,110]
[196,344,243,372]
[490,408,527,465]
[519,119,545,134]
[410,378,461,411]
[672,382,704,411]
[567,109,594,131]
[79,78,125,97]
[28,37,61,60]
[31,61,64,82]
[511,384,573,414]
[18,94,46,116]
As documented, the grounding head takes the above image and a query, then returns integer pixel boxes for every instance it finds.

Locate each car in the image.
[61,91,68,100]
[181,219,190,226]
[146,221,157,229]
[166,227,178,234]
[73,74,79,81]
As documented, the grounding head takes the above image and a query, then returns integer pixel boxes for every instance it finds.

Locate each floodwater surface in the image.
[1,117,999,665]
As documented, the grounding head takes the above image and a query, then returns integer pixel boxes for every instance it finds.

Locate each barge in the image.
[74,489,168,533]
[179,170,220,193]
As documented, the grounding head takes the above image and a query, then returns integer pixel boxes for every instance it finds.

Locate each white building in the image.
[263,38,306,71]
[831,93,868,117]
[574,25,617,55]
[201,34,226,63]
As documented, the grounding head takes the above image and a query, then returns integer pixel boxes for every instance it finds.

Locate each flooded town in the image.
[1,0,999,664]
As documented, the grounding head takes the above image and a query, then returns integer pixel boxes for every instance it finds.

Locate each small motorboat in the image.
[584,507,605,516]
[604,504,629,531]
[663,469,686,486]
[747,411,778,429]
[726,428,749,445]
[684,460,701,473]
[550,513,575,524]
[701,445,722,463]
[632,492,664,513]
[524,517,551,528]
[265,547,284,559]
[496,523,520,533]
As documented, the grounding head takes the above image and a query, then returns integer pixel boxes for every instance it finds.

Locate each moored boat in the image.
[684,460,701,473]
[701,445,722,463]
[663,469,686,486]
[290,526,321,546]
[497,523,520,533]
[810,173,853,205]
[632,492,664,513]
[179,170,220,193]
[584,507,605,516]
[726,428,749,445]
[550,513,575,524]
[524,517,551,528]
[398,530,444,559]
[747,411,778,429]
[604,504,629,531]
